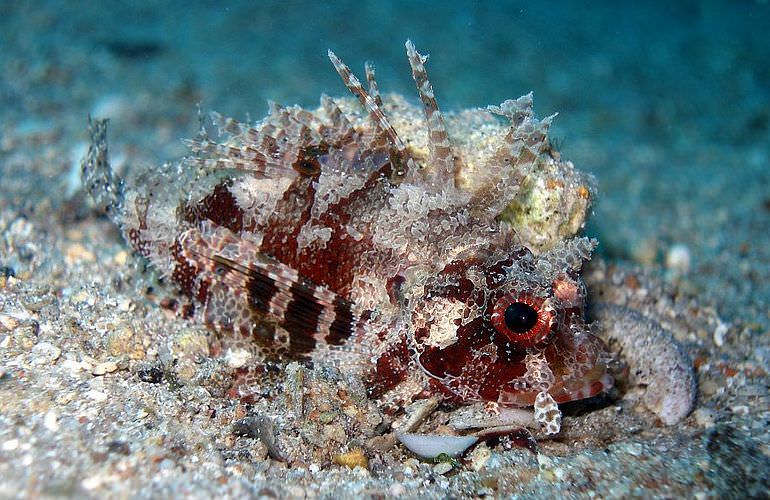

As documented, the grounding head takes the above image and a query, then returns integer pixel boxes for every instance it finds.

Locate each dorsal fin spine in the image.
[364,61,383,107]
[328,50,417,178]
[405,40,461,188]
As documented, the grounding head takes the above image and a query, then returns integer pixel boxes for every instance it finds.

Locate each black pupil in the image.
[504,302,538,334]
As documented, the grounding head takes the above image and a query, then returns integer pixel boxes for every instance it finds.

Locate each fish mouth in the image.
[497,367,613,407]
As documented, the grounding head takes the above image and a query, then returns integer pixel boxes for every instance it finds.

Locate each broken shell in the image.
[397,433,478,459]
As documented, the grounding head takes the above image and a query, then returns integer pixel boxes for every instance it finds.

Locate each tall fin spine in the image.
[328,50,416,180]
[405,40,462,188]
[364,61,383,107]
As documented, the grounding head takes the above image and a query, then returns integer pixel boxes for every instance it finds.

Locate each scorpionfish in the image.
[82,41,613,412]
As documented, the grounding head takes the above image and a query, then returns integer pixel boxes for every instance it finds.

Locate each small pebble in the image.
[71,290,94,306]
[433,461,453,475]
[466,443,492,472]
[107,327,135,357]
[81,474,106,490]
[43,410,59,432]
[0,314,19,330]
[92,361,118,376]
[31,342,61,364]
[665,244,691,275]
[333,448,368,469]
[693,408,716,428]
[113,250,129,266]
[2,439,19,451]
[700,379,719,397]
[318,411,336,424]
[713,321,728,347]
[65,243,95,264]
[86,390,108,402]
[730,405,749,416]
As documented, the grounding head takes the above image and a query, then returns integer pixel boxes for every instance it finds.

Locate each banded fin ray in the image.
[320,94,356,141]
[184,104,333,179]
[405,40,463,189]
[328,49,417,182]
[364,61,383,107]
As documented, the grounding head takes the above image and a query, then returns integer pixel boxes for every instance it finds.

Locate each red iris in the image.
[490,293,556,350]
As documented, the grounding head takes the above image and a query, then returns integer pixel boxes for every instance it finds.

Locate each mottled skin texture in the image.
[82,41,612,420]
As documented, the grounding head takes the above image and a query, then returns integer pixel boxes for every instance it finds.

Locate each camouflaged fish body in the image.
[83,41,612,409]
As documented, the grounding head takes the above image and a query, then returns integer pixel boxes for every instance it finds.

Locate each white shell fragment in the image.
[397,433,479,459]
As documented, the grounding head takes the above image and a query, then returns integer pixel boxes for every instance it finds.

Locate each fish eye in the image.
[504,302,539,333]
[491,293,557,349]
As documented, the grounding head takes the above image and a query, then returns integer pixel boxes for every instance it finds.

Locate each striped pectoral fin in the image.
[180,223,361,358]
